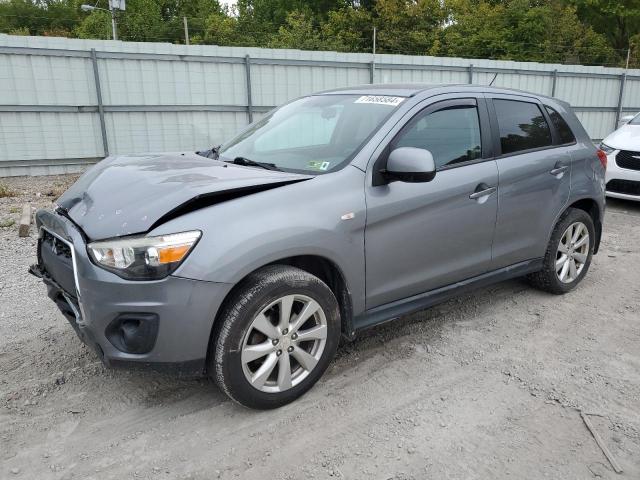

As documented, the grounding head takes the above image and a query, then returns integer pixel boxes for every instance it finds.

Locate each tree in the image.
[374,0,449,55]
[567,0,640,52]
[436,0,619,65]
[0,0,82,37]
[322,6,373,52]
[268,11,324,50]
[0,0,629,68]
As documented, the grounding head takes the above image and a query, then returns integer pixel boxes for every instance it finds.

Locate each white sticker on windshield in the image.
[355,95,405,107]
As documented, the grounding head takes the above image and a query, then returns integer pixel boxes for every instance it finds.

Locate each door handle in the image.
[550,165,569,176]
[469,185,497,200]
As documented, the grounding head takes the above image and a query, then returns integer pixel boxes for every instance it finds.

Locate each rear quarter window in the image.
[493,99,553,155]
[544,105,576,144]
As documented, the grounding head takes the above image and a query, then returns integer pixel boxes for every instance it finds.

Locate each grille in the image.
[615,150,640,171]
[606,179,640,196]
[42,230,72,258]
[39,230,77,297]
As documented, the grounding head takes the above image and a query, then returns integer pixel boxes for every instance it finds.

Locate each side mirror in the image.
[619,114,635,126]
[384,147,436,183]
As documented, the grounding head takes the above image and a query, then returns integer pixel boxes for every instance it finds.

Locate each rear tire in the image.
[210,265,341,409]
[527,208,595,294]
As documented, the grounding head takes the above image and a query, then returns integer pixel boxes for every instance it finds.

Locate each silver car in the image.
[32,84,606,409]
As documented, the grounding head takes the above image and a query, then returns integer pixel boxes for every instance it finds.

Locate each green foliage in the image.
[268,11,324,50]
[0,183,15,198]
[0,0,633,67]
[0,218,16,228]
[437,0,618,65]
[568,0,640,51]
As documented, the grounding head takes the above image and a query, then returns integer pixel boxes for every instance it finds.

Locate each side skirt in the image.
[351,258,543,336]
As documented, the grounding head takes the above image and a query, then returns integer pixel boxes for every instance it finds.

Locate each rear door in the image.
[488,95,572,268]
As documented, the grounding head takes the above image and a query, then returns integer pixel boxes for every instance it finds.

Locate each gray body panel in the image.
[35,84,605,370]
[159,165,368,316]
[364,160,499,308]
[35,209,233,370]
[57,152,311,240]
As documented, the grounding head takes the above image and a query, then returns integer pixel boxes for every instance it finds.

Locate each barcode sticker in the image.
[355,95,405,106]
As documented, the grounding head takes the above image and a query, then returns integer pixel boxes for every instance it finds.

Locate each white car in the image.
[601,113,640,201]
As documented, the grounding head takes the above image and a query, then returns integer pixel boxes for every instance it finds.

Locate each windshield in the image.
[218,94,405,174]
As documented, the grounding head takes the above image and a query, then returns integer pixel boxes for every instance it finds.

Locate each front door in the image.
[364,97,499,309]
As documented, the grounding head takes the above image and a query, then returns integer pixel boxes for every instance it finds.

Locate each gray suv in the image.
[32,84,606,409]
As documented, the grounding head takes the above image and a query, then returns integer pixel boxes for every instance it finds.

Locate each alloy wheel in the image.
[556,221,590,284]
[240,294,328,393]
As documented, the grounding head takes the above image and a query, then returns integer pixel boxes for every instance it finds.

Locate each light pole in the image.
[81,4,118,41]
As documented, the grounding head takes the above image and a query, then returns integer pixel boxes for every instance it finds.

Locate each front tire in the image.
[527,208,595,294]
[210,265,341,409]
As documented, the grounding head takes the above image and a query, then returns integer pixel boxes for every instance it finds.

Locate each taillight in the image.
[596,149,607,170]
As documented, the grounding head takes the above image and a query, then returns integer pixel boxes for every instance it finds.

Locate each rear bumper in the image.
[33,209,234,375]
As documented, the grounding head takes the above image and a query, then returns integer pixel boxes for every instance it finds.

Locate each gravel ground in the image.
[1,174,639,480]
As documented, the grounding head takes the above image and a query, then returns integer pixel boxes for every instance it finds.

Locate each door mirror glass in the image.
[620,114,636,126]
[385,147,436,183]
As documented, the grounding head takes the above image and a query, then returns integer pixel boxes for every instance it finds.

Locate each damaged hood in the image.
[57,152,312,240]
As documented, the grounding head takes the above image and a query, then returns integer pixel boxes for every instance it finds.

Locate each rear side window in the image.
[544,105,576,144]
[394,105,482,169]
[493,99,552,155]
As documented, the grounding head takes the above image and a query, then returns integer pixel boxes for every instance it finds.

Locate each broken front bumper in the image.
[31,209,233,375]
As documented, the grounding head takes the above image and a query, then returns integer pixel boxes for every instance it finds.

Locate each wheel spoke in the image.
[559,259,570,281]
[278,295,294,331]
[574,234,589,249]
[573,252,587,264]
[251,313,278,339]
[294,324,327,342]
[569,258,578,280]
[290,300,320,334]
[291,346,318,372]
[556,254,568,271]
[242,341,276,364]
[250,352,278,389]
[571,224,582,243]
[558,243,569,254]
[277,353,292,390]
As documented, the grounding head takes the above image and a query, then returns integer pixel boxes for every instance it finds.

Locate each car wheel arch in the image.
[549,198,602,254]
[205,254,354,372]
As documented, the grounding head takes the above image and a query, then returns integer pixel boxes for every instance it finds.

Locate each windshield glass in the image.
[218,94,405,174]
[629,113,640,125]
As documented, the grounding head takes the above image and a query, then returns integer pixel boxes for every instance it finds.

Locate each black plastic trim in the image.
[105,313,160,354]
[351,258,543,335]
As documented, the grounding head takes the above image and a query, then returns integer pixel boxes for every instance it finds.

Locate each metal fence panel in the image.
[2,33,640,176]
[98,58,248,106]
[105,111,248,153]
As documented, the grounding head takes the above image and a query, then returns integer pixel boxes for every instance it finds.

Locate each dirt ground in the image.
[1,174,639,480]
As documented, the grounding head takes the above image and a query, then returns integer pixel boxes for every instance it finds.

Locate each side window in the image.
[394,104,482,169]
[493,99,552,155]
[544,105,576,144]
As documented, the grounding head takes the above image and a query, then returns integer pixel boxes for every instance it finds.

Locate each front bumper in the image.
[605,151,640,201]
[32,209,233,375]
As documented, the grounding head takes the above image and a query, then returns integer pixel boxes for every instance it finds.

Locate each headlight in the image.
[599,143,616,154]
[88,230,201,280]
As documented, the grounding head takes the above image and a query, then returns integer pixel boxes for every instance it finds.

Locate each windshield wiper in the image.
[232,157,282,171]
